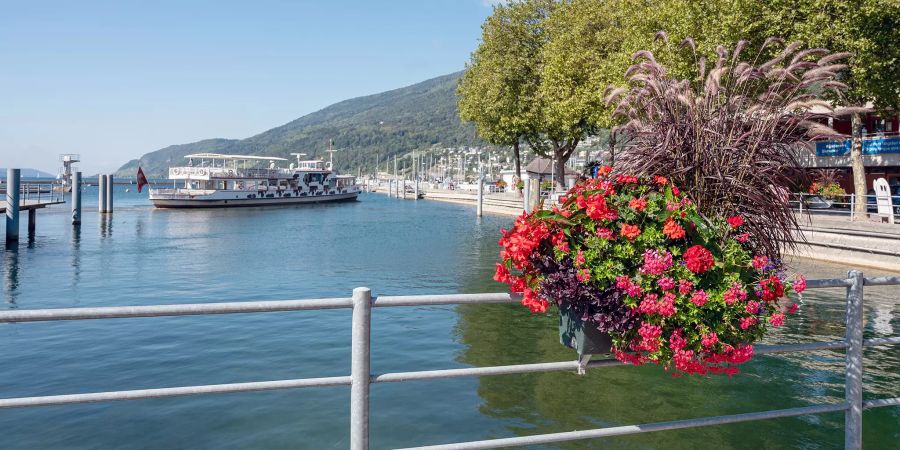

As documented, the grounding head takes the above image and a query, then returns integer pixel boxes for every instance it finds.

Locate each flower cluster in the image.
[495,169,805,377]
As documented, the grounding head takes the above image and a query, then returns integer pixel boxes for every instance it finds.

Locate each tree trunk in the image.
[850,112,867,217]
[513,140,522,181]
[554,148,567,189]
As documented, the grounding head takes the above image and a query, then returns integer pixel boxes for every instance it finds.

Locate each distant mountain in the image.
[0,168,56,179]
[117,71,483,178]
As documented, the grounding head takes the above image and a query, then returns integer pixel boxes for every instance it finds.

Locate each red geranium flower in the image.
[726,215,744,229]
[663,218,686,239]
[620,223,641,240]
[683,245,715,274]
[629,197,648,211]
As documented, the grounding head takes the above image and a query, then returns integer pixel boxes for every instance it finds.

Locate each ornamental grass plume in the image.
[606,37,851,259]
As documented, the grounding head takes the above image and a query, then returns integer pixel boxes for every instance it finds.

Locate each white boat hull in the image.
[151,191,358,208]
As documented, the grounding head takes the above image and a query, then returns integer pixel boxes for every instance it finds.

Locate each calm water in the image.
[1,186,898,449]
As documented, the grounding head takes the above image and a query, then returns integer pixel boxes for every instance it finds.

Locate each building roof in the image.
[524,158,578,176]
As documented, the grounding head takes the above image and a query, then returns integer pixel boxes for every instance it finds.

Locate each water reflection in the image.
[455,259,899,449]
[71,224,81,286]
[99,214,112,237]
[3,242,19,304]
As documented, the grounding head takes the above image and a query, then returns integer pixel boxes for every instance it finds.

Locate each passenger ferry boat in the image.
[149,153,360,208]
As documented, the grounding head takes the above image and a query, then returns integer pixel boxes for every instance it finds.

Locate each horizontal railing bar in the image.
[863,397,900,409]
[0,376,352,409]
[398,403,849,450]
[805,278,853,289]
[1,337,895,410]
[864,276,900,286]
[372,361,581,383]
[373,293,519,307]
[864,336,900,347]
[1,276,889,324]
[0,298,354,323]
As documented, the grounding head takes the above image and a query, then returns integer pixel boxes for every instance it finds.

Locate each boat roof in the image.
[184,153,288,161]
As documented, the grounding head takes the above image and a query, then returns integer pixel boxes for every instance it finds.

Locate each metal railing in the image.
[790,192,899,222]
[0,272,897,450]
[2,181,65,204]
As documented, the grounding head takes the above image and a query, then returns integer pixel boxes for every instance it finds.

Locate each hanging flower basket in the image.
[495,168,806,377]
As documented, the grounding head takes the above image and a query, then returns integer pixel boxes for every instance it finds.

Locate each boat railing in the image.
[0,272,896,450]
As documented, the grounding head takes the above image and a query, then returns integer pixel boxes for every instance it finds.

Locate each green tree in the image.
[457,0,550,182]
[744,0,900,215]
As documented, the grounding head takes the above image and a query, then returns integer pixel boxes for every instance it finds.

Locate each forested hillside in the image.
[117,72,483,177]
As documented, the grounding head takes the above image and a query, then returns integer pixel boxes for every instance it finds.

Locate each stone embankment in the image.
[788,214,900,272]
[394,189,900,272]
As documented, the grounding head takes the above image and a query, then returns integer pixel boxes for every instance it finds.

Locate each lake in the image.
[1,186,897,449]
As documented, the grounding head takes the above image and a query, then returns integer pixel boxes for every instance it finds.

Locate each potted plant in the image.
[495,170,806,376]
[494,38,845,377]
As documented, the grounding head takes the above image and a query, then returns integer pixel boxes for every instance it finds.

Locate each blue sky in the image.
[0,1,496,174]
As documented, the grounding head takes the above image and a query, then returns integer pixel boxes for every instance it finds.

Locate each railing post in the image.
[849,194,855,220]
[845,270,864,450]
[350,287,372,450]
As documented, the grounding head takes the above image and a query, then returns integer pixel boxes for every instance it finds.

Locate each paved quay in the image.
[789,213,900,272]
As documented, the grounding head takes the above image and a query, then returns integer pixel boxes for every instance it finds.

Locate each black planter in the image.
[558,305,613,357]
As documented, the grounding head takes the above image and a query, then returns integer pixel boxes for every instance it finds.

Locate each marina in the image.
[1,190,898,448]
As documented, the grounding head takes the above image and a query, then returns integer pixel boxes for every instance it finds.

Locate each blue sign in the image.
[815,140,851,156]
[815,136,900,156]
[863,136,900,155]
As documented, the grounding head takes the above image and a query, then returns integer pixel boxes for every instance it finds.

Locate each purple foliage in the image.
[606,38,850,259]
[533,254,638,334]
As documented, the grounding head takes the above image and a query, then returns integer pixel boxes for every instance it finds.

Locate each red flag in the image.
[137,167,149,193]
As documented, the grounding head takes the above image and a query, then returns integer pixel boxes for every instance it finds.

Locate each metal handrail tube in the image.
[373,293,518,307]
[0,276,878,324]
[863,397,900,409]
[0,298,354,323]
[372,361,583,383]
[807,278,853,288]
[397,403,850,450]
[0,376,352,409]
[864,336,900,346]
[864,276,900,286]
[5,338,893,411]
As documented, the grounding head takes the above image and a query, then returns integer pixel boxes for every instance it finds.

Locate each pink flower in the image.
[752,255,769,270]
[657,277,675,291]
[638,294,659,314]
[788,303,799,314]
[701,332,718,348]
[641,249,673,275]
[657,293,676,317]
[792,275,807,294]
[576,268,591,282]
[678,279,693,295]
[769,312,785,327]
[690,290,709,306]
[575,250,585,266]
[736,233,750,243]
[723,283,748,305]
[745,301,761,314]
[739,316,758,330]
[596,227,615,239]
